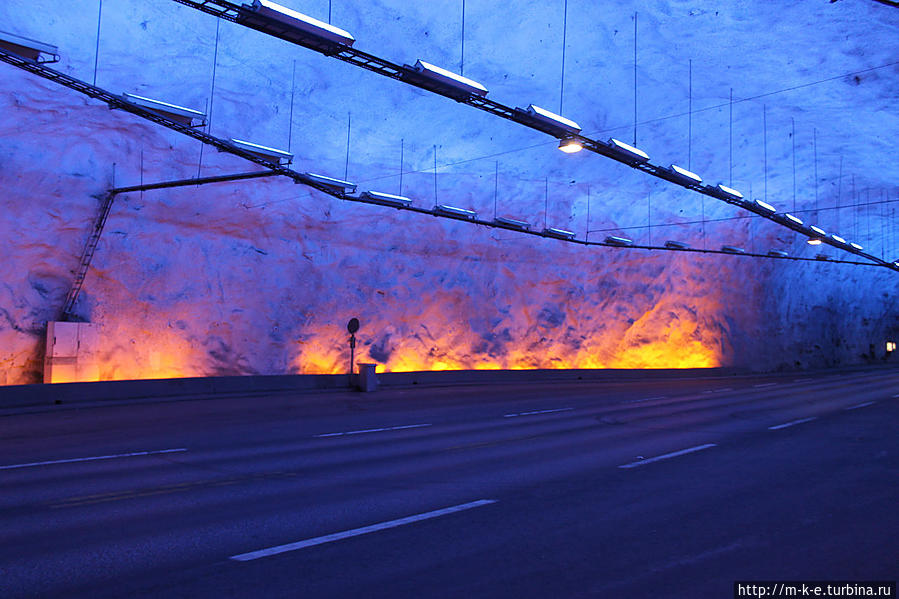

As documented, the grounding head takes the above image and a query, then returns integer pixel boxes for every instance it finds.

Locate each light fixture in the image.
[122,93,206,127]
[605,235,633,246]
[887,341,896,353]
[494,216,529,230]
[831,234,846,244]
[815,253,829,261]
[411,60,488,97]
[247,0,355,46]
[522,104,581,134]
[558,138,583,153]
[303,172,357,192]
[435,204,477,219]
[544,227,576,240]
[229,138,293,164]
[768,249,788,258]
[716,184,743,200]
[0,29,59,63]
[784,213,803,225]
[664,240,689,250]
[607,138,650,163]
[360,190,412,208]
[721,245,745,254]
[807,238,823,245]
[667,164,702,185]
[849,242,863,250]
[810,225,827,237]
[754,199,777,212]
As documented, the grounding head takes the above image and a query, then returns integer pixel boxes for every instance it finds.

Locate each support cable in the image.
[166,0,892,269]
[1,46,893,273]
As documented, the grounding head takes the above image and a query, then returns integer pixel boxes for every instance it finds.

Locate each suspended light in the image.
[816,253,829,261]
[807,238,823,245]
[716,184,743,200]
[768,249,788,258]
[247,0,355,46]
[544,227,576,240]
[122,93,206,127]
[494,216,530,230]
[303,172,357,192]
[754,199,777,212]
[605,235,633,247]
[831,234,847,244]
[360,190,412,208]
[721,245,745,254]
[784,213,803,225]
[664,240,690,250]
[810,225,827,236]
[523,104,581,134]
[849,242,863,250]
[667,164,702,185]
[435,204,477,219]
[558,138,583,154]
[0,29,59,63]
[411,60,488,97]
[230,138,293,164]
[608,138,650,163]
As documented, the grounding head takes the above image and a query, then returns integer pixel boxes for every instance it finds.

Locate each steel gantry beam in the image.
[168,0,897,271]
[0,46,888,272]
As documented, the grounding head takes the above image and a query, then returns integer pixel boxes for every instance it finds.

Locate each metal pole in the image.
[344,112,351,180]
[493,161,498,219]
[729,88,733,187]
[688,59,692,171]
[198,21,220,180]
[461,0,465,75]
[814,128,818,217]
[544,177,548,230]
[791,117,796,212]
[836,154,842,231]
[399,138,404,196]
[288,60,296,151]
[633,12,638,146]
[763,104,767,201]
[93,0,102,86]
[434,145,438,203]
[349,334,355,376]
[585,185,590,241]
[560,0,568,114]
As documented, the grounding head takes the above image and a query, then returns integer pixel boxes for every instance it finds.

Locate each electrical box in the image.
[44,322,99,383]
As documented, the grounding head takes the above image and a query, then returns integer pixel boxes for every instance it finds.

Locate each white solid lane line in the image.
[618,444,717,469]
[768,417,817,431]
[624,396,667,404]
[753,383,777,388]
[0,448,187,471]
[314,423,432,438]
[230,499,498,562]
[503,407,573,418]
[844,401,876,411]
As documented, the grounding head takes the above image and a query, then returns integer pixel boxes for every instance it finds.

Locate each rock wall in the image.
[1,0,896,384]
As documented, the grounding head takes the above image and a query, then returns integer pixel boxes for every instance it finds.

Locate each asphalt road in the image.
[1,370,896,598]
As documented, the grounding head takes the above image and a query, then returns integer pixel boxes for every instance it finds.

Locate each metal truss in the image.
[0,47,889,275]
[168,0,898,271]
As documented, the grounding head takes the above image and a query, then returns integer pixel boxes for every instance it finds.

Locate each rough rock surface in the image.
[1,0,896,384]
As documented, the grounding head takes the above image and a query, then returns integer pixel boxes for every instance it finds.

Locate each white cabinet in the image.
[44,322,99,383]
